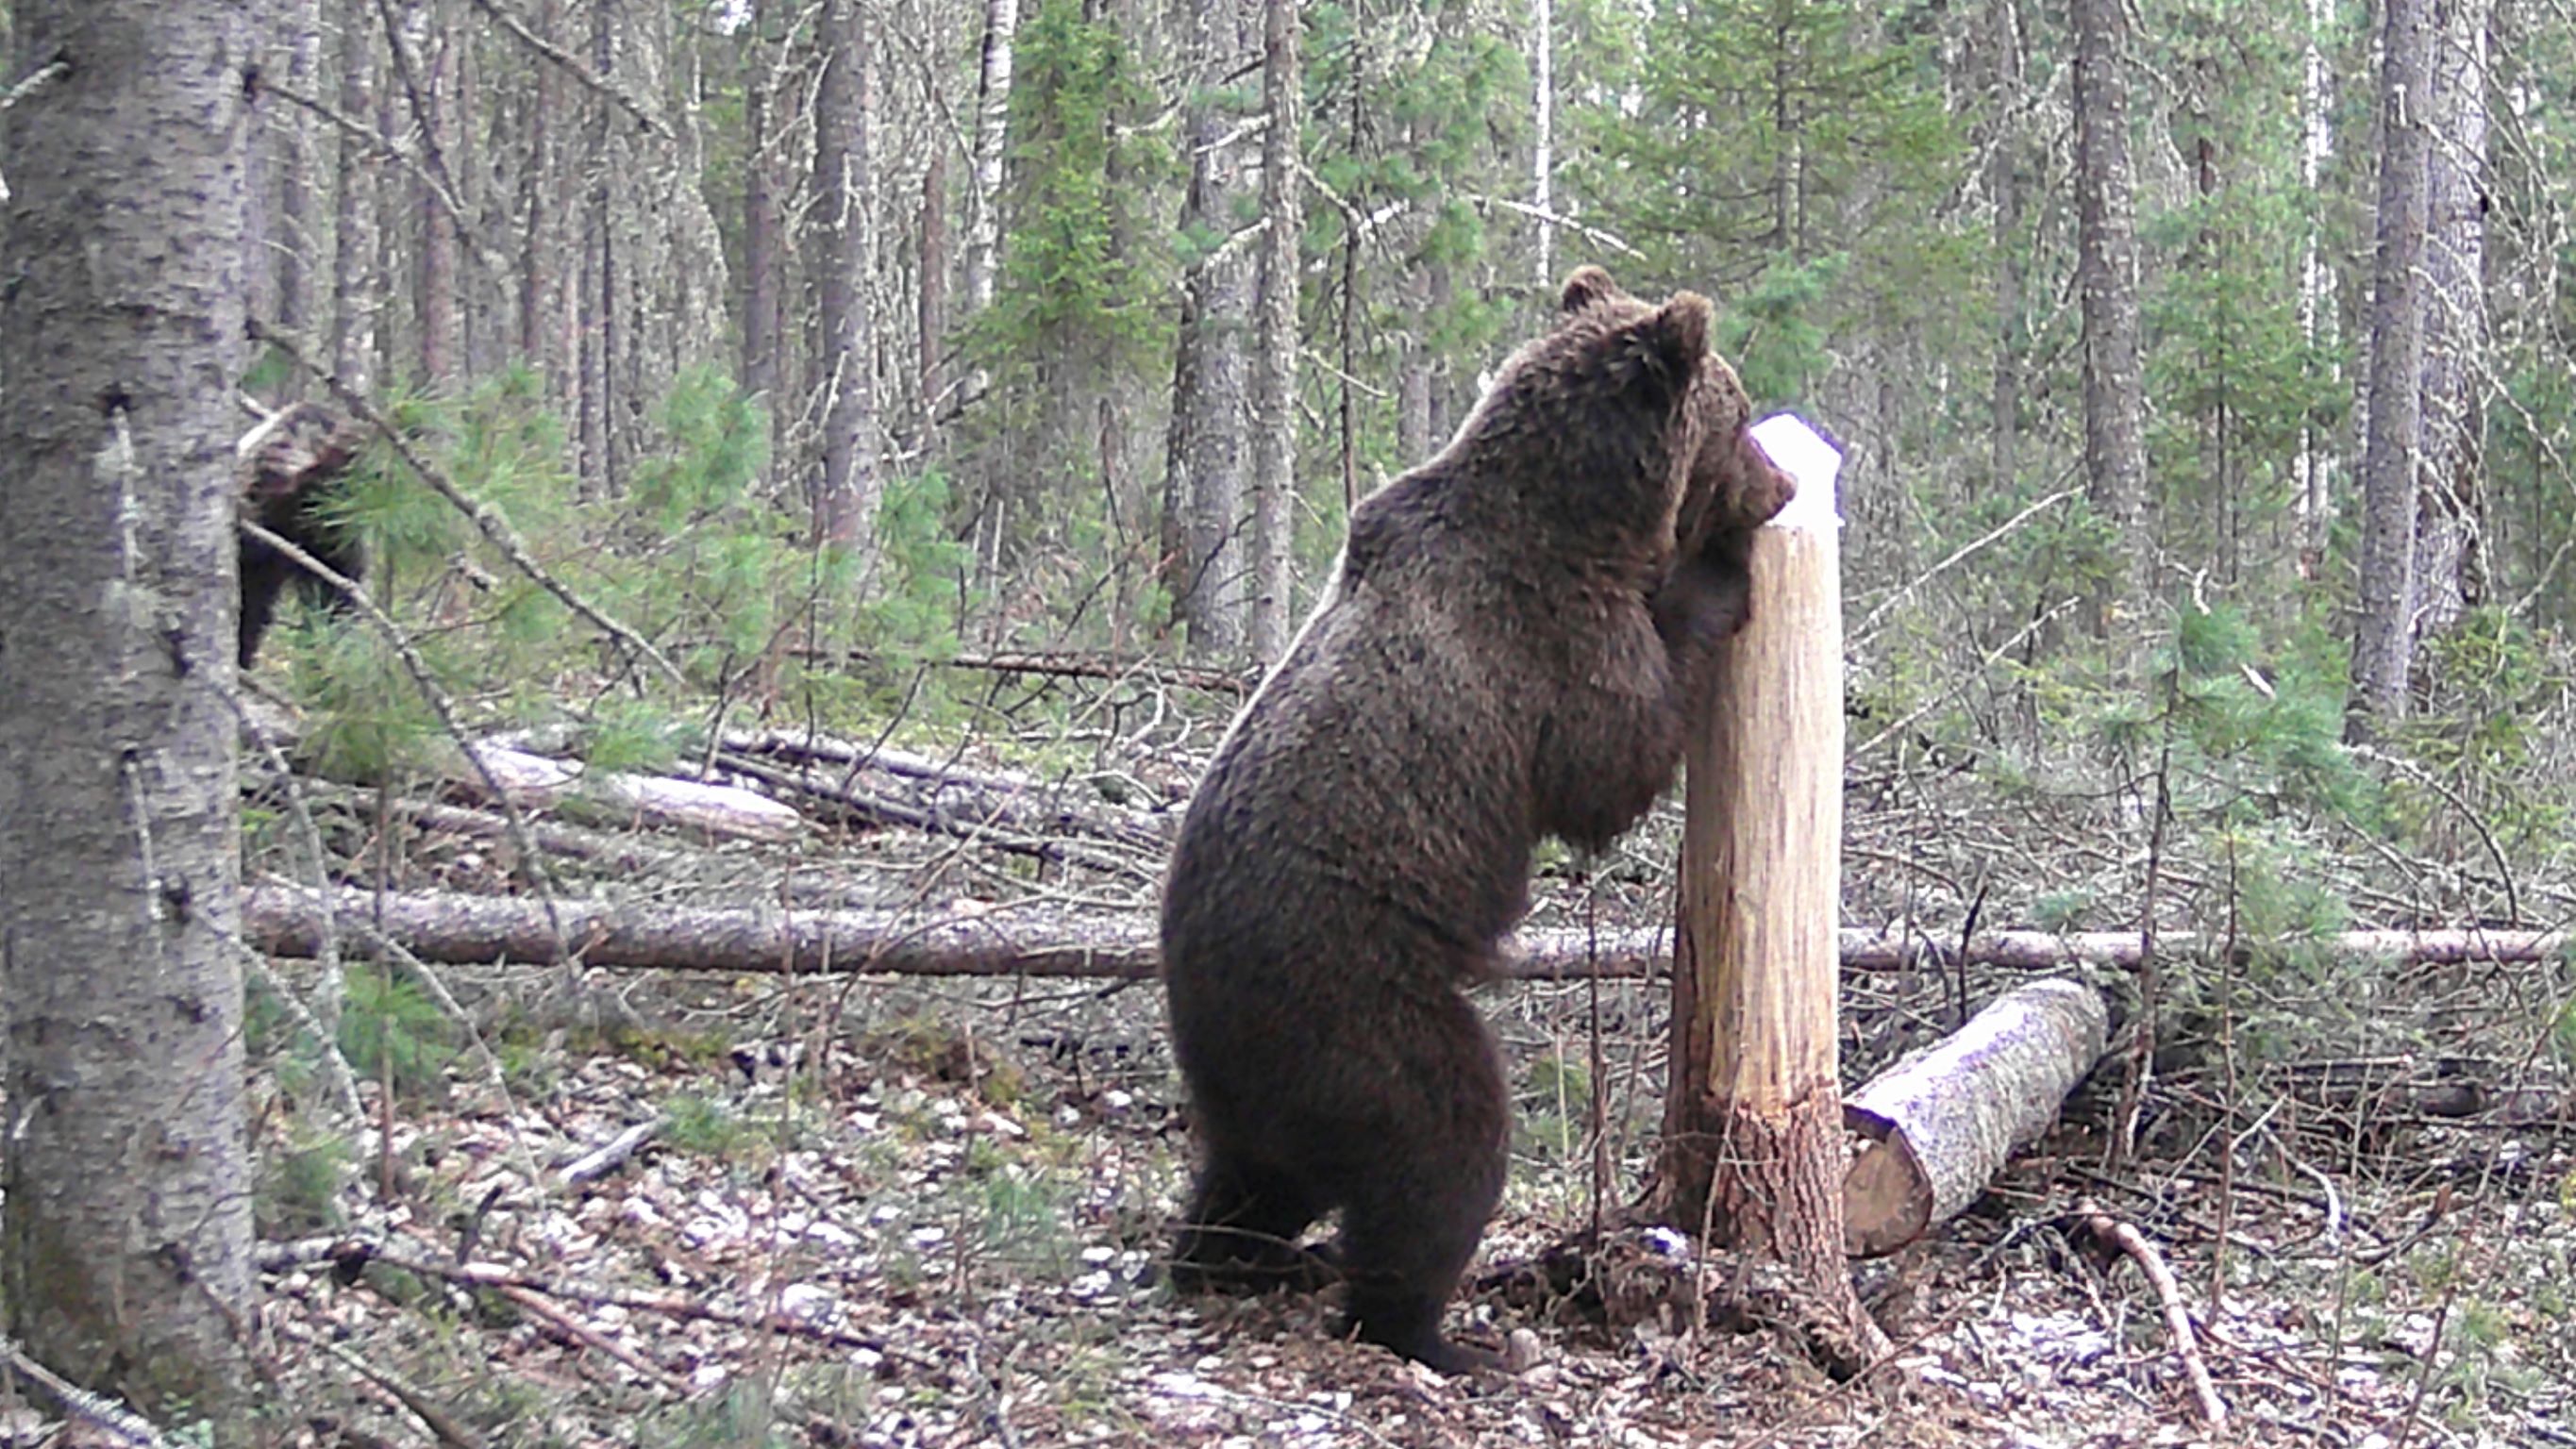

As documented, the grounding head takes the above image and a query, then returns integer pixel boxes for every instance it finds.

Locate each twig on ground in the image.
[560,1119,661,1185]
[2078,1198,2229,1430]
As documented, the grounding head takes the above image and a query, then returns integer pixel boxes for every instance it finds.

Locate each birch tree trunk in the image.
[1531,0,1554,287]
[812,0,880,546]
[962,0,1018,320]
[2293,0,2338,577]
[2350,0,2434,729]
[2411,0,2489,640]
[2071,0,2149,640]
[332,3,382,392]
[1245,0,1302,662]
[0,0,258,1427]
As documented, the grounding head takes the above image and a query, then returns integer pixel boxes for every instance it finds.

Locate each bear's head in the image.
[1556,266,1796,558]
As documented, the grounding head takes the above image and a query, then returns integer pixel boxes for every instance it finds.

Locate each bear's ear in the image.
[1637,291,1713,383]
[1559,265,1623,316]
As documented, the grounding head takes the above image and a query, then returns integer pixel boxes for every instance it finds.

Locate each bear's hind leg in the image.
[1330,996,1511,1374]
[1171,1154,1334,1293]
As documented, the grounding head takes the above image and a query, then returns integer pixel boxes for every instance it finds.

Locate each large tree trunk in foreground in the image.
[0,0,258,1427]
[2349,0,2435,730]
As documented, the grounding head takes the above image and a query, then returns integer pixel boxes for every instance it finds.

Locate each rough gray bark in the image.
[578,0,617,494]
[332,2,382,391]
[415,0,461,384]
[2350,0,2434,728]
[2071,0,2149,639]
[812,0,880,545]
[1987,0,2021,491]
[1844,979,2110,1257]
[741,0,784,410]
[0,0,258,1426]
[2412,0,2489,641]
[1162,0,1254,658]
[276,0,325,342]
[519,0,566,388]
[1244,0,1302,661]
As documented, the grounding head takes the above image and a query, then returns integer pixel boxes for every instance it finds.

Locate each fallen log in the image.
[1841,977,2110,1257]
[462,743,805,843]
[719,728,1177,852]
[241,889,2570,982]
[1842,926,2570,970]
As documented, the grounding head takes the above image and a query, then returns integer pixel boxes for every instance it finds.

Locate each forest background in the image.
[3,0,2574,1441]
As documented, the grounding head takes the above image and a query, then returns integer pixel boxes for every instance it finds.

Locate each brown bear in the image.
[237,401,368,668]
[1159,269,1796,1374]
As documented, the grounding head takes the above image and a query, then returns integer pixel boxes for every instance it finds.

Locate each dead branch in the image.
[0,1330,181,1448]
[2076,1199,2229,1430]
[560,1120,661,1185]
[719,728,1175,854]
[260,1237,937,1371]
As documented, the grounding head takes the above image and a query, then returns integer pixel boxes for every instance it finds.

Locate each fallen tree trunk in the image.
[1840,926,2568,970]
[241,889,2568,982]
[718,729,1177,856]
[462,743,805,843]
[1841,977,2111,1257]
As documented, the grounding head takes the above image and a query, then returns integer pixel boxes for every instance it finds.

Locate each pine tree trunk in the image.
[2411,0,2489,640]
[741,0,784,412]
[812,0,879,546]
[2350,0,2434,729]
[578,0,617,495]
[332,3,381,392]
[2071,0,2149,640]
[416,0,460,385]
[1163,0,1254,658]
[1987,0,2021,491]
[0,1,258,1428]
[520,0,566,389]
[1245,0,1302,662]
[276,0,323,343]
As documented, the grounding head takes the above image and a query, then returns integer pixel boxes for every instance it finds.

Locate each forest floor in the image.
[199,683,2576,1449]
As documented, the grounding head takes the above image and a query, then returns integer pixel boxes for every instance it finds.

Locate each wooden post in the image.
[1650,417,1887,1361]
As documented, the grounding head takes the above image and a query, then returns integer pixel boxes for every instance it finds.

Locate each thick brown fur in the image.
[1160,270,1793,1374]
[239,401,368,668]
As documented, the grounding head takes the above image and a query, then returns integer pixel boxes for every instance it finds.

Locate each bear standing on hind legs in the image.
[1160,269,1796,1374]
[236,400,368,668]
